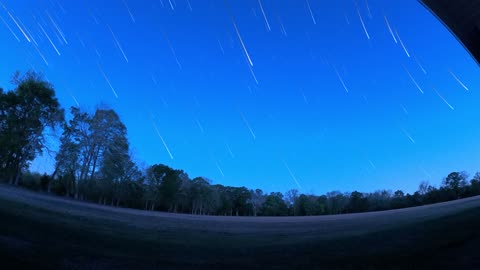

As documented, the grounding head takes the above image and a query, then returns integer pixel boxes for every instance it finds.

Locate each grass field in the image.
[0,184,479,269]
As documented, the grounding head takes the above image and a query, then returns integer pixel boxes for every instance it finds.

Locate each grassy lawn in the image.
[0,187,479,269]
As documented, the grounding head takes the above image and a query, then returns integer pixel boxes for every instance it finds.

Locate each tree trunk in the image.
[90,146,101,180]
[12,159,21,186]
[74,182,79,199]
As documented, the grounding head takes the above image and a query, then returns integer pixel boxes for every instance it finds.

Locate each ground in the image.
[0,184,479,269]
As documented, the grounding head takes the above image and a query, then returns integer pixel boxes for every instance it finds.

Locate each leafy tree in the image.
[215,185,234,215]
[5,72,480,217]
[326,191,348,214]
[394,190,404,198]
[230,187,251,216]
[316,195,328,215]
[391,190,406,209]
[284,189,299,215]
[262,192,288,216]
[249,189,265,216]
[40,173,52,192]
[297,194,319,216]
[443,172,468,198]
[190,177,215,215]
[0,71,64,185]
[100,127,141,206]
[347,191,369,213]
[366,190,392,211]
[418,181,430,195]
[54,107,85,195]
[146,164,188,212]
[55,107,136,202]
[469,172,480,196]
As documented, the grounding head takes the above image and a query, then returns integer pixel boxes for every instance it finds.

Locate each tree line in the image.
[2,71,480,216]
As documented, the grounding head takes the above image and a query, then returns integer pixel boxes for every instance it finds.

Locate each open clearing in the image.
[0,184,479,269]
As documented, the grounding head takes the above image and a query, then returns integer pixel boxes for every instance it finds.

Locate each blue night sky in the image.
[1,0,479,195]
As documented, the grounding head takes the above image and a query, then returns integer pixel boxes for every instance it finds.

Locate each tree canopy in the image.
[0,71,63,185]
[2,71,480,217]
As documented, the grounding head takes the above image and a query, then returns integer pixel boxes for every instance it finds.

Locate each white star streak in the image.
[306,0,316,25]
[38,23,60,56]
[258,0,270,31]
[280,24,287,36]
[414,56,427,74]
[153,123,174,160]
[448,69,469,91]
[19,18,37,46]
[240,113,256,140]
[403,65,423,94]
[195,118,205,134]
[123,0,135,23]
[34,45,48,66]
[433,87,455,110]
[283,161,303,190]
[164,34,182,70]
[334,67,349,93]
[401,128,415,144]
[345,14,350,25]
[384,16,397,43]
[420,166,432,179]
[365,0,372,19]
[98,64,118,98]
[249,65,259,85]
[46,10,67,44]
[226,143,235,158]
[108,25,129,63]
[168,0,174,10]
[215,162,225,177]
[218,39,225,54]
[72,95,80,107]
[396,29,410,57]
[368,159,376,169]
[400,104,408,115]
[301,90,308,104]
[279,17,287,36]
[357,8,370,39]
[0,15,19,42]
[7,12,29,42]
[230,14,253,66]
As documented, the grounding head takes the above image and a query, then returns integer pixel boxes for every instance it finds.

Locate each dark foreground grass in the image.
[0,196,479,269]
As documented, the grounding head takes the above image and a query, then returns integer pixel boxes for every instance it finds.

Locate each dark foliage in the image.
[2,71,480,216]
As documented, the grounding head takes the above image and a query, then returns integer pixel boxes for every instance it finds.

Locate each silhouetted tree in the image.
[347,191,369,213]
[284,189,299,215]
[262,192,288,216]
[0,71,64,185]
[443,172,468,199]
[326,191,348,214]
[249,189,266,216]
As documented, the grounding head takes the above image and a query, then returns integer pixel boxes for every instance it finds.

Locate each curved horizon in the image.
[0,0,479,195]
